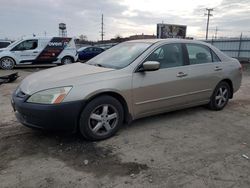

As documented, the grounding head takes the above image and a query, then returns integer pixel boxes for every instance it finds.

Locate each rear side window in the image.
[186,44,212,65]
[211,50,221,62]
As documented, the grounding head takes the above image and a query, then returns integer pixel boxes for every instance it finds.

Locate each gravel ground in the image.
[0,65,250,188]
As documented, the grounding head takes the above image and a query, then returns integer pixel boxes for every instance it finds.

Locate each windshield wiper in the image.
[91,63,113,69]
[94,63,104,67]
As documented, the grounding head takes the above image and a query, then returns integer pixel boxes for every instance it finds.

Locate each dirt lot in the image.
[0,65,250,188]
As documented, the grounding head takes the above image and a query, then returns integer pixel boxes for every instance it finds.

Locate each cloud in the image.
[206,0,250,37]
[0,0,128,40]
[0,0,249,40]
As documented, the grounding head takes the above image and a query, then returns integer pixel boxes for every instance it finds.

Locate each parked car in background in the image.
[12,39,242,141]
[78,46,104,61]
[0,40,11,49]
[0,37,78,70]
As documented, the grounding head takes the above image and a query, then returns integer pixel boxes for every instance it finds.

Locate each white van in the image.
[0,37,78,70]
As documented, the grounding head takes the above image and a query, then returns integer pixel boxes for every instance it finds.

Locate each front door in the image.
[132,43,194,117]
[11,39,39,64]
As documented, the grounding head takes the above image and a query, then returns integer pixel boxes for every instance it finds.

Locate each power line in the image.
[205,8,213,40]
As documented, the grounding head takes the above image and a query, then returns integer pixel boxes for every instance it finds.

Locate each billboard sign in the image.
[157,24,187,39]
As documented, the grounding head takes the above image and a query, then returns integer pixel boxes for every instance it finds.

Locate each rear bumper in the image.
[12,91,85,132]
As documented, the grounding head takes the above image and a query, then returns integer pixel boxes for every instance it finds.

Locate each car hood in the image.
[20,63,114,95]
[0,48,8,52]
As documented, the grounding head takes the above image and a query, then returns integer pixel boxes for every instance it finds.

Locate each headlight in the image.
[27,86,72,104]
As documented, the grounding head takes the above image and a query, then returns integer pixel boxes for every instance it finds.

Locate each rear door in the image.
[184,43,223,102]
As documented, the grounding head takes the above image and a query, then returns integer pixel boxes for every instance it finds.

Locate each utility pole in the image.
[238,32,243,58]
[100,14,104,42]
[215,26,218,39]
[205,8,213,40]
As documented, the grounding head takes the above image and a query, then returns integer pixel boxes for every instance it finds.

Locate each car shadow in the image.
[120,105,210,132]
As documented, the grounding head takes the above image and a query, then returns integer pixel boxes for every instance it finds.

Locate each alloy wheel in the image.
[88,104,119,136]
[1,57,15,69]
[62,57,73,64]
[215,86,229,108]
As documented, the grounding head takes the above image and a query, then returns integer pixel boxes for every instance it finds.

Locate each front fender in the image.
[84,88,125,100]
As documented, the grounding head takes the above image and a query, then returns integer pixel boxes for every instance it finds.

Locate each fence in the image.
[205,37,250,62]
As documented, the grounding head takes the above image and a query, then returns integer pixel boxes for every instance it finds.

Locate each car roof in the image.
[21,36,72,40]
[127,38,231,62]
[126,38,209,45]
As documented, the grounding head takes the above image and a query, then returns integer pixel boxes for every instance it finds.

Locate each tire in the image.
[79,95,124,141]
[0,57,15,70]
[61,56,74,65]
[208,82,231,111]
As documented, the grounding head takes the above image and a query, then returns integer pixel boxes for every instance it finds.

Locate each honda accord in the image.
[11,39,242,140]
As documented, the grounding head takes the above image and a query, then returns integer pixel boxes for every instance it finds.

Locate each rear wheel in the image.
[208,82,231,110]
[61,56,74,65]
[0,57,15,70]
[79,95,124,141]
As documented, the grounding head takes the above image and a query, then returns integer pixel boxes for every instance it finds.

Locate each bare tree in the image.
[79,35,88,41]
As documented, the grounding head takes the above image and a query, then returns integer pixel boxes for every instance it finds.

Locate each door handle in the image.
[33,51,39,53]
[176,72,188,77]
[214,66,222,71]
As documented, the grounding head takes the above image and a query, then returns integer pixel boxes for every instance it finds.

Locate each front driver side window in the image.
[13,40,38,51]
[145,43,184,69]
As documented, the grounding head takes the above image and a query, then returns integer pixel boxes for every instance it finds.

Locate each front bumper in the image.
[11,90,85,132]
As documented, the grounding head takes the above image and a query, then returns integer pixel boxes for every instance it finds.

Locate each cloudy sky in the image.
[0,0,250,41]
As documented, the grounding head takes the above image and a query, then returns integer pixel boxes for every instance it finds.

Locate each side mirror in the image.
[141,61,160,71]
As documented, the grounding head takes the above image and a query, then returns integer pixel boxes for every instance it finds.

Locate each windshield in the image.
[87,42,151,69]
[77,46,88,52]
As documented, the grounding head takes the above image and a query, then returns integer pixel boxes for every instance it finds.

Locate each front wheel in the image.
[0,57,15,70]
[208,82,231,111]
[79,95,124,141]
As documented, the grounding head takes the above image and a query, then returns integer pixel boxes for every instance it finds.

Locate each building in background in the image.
[128,34,156,40]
